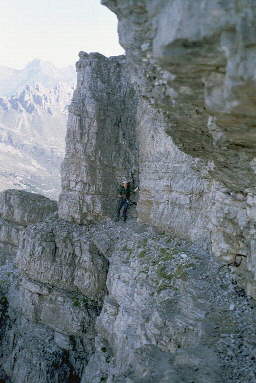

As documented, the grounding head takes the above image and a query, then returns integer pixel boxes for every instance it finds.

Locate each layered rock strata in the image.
[59,53,139,223]
[2,215,256,383]
[102,0,256,297]
[82,220,256,383]
[1,218,108,383]
[136,99,213,246]
[0,191,108,382]
[103,0,256,187]
[60,52,215,249]
[59,48,254,283]
[0,189,57,265]
[0,190,58,382]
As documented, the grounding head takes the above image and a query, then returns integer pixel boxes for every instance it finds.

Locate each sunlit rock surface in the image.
[82,220,256,383]
[103,0,256,298]
[2,216,256,383]
[1,0,256,381]
[0,189,57,265]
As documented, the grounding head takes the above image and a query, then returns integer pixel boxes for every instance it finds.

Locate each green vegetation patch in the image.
[138,250,147,258]
[121,244,134,258]
[0,296,8,306]
[0,279,8,291]
[139,238,148,248]
[159,247,176,261]
[156,261,196,294]
[71,293,98,309]
[157,283,178,293]
[157,264,175,281]
[164,262,194,281]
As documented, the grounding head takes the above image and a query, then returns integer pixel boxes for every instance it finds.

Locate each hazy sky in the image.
[0,0,124,69]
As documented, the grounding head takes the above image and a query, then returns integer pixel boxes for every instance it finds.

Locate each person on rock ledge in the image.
[116,178,139,222]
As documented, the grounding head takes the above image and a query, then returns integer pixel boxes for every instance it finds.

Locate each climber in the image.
[116,178,139,222]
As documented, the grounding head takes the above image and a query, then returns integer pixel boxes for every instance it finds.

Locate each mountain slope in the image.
[0,60,76,199]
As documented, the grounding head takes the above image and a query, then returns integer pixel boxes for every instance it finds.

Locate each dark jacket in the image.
[118,184,131,200]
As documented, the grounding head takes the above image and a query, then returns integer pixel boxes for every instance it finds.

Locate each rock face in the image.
[136,99,213,246]
[102,0,256,297]
[3,214,256,383]
[0,189,57,226]
[0,190,108,383]
[0,190,58,382]
[82,220,256,383]
[1,1,256,382]
[17,219,108,302]
[59,52,139,223]
[1,219,108,383]
[0,189,57,265]
[103,0,256,184]
[59,52,213,247]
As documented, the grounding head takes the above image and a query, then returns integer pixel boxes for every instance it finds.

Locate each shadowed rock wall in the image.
[59,52,139,223]
[59,51,217,249]
[0,190,60,383]
[0,191,108,383]
[102,0,256,297]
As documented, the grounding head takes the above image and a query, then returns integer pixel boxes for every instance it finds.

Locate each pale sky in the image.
[0,0,124,69]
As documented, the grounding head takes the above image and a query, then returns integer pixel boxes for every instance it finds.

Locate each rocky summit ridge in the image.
[0,59,75,97]
[1,1,256,382]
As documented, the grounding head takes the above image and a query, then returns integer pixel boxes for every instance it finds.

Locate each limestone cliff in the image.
[60,51,213,248]
[102,0,256,296]
[0,190,58,382]
[1,1,256,382]
[0,189,57,265]
[1,197,256,382]
[59,53,139,223]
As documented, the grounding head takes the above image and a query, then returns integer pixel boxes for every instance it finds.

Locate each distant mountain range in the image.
[0,59,76,96]
[0,59,76,199]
